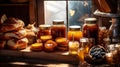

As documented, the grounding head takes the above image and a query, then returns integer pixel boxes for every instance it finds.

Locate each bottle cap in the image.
[80,38,89,42]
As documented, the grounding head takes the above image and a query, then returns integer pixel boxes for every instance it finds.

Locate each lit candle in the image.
[68,41,79,55]
[106,53,113,64]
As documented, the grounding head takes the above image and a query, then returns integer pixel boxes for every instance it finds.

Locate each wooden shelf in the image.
[0,47,79,64]
[94,10,120,17]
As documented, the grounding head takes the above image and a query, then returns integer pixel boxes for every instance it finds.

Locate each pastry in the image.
[30,43,43,51]
[44,40,57,52]
[7,38,28,50]
[55,37,68,51]
[40,35,52,43]
[26,29,36,45]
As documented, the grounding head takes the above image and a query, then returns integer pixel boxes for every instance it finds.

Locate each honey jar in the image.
[68,25,83,42]
[83,18,99,45]
[78,38,89,63]
[80,38,89,54]
[38,24,51,38]
[51,20,67,40]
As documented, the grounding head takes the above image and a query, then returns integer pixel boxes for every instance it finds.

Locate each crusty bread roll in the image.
[0,17,24,33]
[0,29,27,40]
[26,29,36,45]
[0,14,7,24]
[0,40,6,49]
[7,38,28,50]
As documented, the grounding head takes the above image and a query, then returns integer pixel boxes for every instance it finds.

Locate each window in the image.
[44,1,66,25]
[44,0,93,27]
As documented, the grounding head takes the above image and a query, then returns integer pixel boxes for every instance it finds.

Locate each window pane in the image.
[68,0,92,26]
[44,1,66,25]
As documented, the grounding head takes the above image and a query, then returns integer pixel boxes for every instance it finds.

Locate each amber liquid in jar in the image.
[78,38,89,63]
[83,18,99,45]
[38,25,51,38]
[68,26,83,42]
[51,20,66,40]
[78,47,85,63]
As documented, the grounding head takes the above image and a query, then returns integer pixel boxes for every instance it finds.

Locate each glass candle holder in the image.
[68,41,79,55]
[106,52,113,64]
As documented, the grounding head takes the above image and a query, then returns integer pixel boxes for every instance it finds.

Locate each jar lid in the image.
[84,18,97,24]
[53,20,64,25]
[85,18,97,21]
[69,25,81,31]
[80,38,89,42]
[39,24,51,29]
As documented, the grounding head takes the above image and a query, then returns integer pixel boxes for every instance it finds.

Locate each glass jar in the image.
[68,41,79,55]
[38,24,51,38]
[51,20,67,40]
[79,38,89,54]
[78,38,90,63]
[38,25,52,43]
[68,25,83,42]
[83,18,99,45]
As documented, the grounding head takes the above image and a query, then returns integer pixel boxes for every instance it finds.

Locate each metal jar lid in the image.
[39,24,51,29]
[53,20,64,25]
[69,25,81,31]
[84,18,97,24]
[80,37,89,42]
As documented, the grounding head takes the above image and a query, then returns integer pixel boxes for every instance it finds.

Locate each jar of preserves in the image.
[68,25,82,42]
[51,20,67,40]
[83,18,99,45]
[38,24,51,38]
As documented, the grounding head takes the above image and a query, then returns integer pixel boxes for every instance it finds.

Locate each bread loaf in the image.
[0,18,24,33]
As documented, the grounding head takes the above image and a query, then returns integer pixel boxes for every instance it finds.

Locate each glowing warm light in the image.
[9,62,27,65]
[69,41,79,55]
[61,52,69,55]
[106,53,112,57]
[70,10,75,16]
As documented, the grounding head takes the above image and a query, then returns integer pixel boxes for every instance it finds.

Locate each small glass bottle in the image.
[78,38,90,63]
[83,18,99,45]
[68,25,83,42]
[51,20,67,40]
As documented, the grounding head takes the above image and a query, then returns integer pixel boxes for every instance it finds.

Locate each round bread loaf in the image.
[0,17,24,33]
[7,38,28,50]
